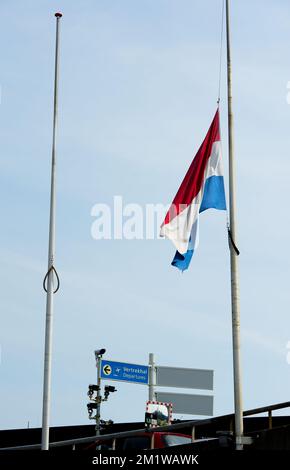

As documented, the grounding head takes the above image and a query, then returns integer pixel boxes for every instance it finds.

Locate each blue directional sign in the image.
[100,360,149,385]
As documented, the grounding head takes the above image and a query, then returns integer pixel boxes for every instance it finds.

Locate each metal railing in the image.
[1,401,289,451]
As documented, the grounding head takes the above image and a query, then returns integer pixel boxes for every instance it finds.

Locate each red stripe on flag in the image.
[164,109,220,225]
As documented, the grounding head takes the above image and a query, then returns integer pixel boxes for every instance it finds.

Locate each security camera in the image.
[105,386,116,393]
[104,385,117,399]
[88,384,100,398]
[87,402,98,419]
[94,348,106,357]
[87,402,98,410]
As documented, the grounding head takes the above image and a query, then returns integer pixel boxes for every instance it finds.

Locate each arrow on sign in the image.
[103,365,112,375]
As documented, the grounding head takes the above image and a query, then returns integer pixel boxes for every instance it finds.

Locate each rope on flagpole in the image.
[227,224,240,256]
[43,266,60,294]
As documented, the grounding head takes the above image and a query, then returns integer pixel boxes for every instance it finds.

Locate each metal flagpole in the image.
[225,0,244,450]
[41,12,62,451]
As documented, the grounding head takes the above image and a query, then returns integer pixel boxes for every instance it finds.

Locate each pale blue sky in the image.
[1,0,290,429]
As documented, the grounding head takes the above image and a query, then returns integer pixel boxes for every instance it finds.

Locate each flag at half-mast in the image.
[160,109,226,271]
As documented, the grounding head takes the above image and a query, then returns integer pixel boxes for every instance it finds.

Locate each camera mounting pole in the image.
[96,357,101,437]
[94,349,105,437]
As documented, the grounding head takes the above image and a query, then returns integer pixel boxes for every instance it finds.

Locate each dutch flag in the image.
[160,109,227,271]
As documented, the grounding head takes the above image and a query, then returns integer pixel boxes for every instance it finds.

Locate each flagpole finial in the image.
[55,12,62,18]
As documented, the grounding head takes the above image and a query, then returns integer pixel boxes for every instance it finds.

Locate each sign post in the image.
[148,353,156,401]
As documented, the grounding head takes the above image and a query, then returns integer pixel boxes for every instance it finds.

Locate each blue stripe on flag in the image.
[200,175,226,212]
[171,247,194,272]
